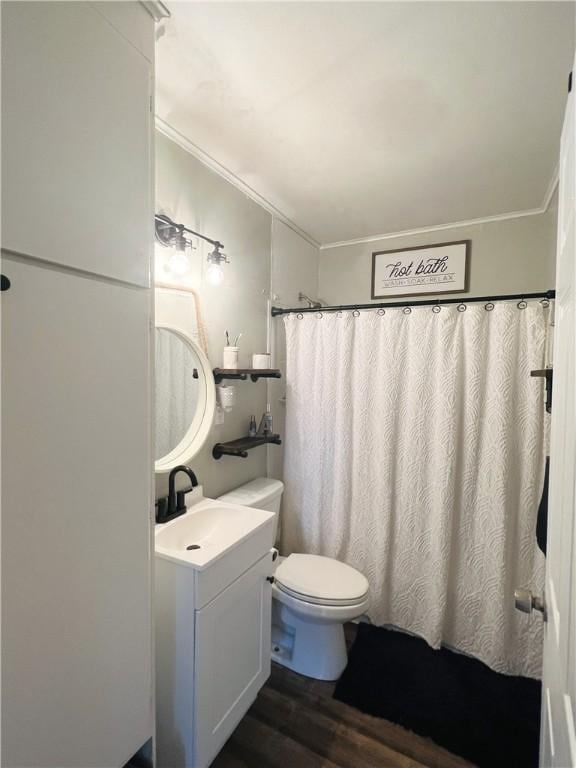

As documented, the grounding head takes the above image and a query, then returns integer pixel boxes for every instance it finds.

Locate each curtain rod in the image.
[271,290,556,317]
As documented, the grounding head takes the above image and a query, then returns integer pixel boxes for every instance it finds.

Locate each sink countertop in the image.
[154,494,275,571]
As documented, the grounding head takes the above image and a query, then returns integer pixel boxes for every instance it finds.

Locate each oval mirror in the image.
[155,324,215,473]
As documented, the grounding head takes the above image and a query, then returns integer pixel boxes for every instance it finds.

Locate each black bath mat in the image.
[334,623,541,768]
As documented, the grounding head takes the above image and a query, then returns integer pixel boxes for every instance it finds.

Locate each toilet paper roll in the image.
[252,353,271,369]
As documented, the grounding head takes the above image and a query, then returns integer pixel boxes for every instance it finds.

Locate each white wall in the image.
[268,219,320,481]
[155,133,319,498]
[319,203,557,305]
[155,132,272,499]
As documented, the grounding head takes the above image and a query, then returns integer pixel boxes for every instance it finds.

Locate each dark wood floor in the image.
[211,625,474,768]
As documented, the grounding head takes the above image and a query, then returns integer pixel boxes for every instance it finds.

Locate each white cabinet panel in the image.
[1,2,152,286]
[1,257,152,767]
[194,553,273,768]
[90,1,155,63]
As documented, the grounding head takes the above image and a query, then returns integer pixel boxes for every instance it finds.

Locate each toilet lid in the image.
[275,554,369,604]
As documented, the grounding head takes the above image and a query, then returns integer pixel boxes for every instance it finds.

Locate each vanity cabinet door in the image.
[194,552,273,768]
[1,1,152,287]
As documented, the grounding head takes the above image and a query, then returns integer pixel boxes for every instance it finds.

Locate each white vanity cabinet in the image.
[155,510,275,768]
[194,553,273,767]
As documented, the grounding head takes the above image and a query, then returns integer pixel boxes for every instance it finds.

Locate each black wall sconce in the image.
[155,213,229,283]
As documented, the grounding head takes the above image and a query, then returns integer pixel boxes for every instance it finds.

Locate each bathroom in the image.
[2,2,576,768]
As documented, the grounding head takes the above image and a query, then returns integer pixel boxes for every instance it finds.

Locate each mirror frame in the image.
[154,323,216,474]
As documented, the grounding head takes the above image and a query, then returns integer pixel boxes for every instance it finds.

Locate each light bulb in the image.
[206,262,224,286]
[167,250,190,276]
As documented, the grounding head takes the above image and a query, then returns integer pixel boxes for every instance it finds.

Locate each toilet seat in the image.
[272,581,370,624]
[274,554,369,606]
[274,580,368,606]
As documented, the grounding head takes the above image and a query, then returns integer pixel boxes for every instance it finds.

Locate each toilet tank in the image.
[217,478,284,541]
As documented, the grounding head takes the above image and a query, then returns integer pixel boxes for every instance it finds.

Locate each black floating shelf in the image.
[213,368,282,384]
[213,434,282,460]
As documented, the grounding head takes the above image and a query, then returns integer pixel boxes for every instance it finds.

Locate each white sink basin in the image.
[155,498,274,572]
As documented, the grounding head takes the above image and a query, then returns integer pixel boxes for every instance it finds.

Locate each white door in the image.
[539,61,576,768]
[1,257,152,767]
[194,552,273,768]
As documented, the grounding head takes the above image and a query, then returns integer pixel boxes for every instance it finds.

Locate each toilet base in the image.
[271,600,348,681]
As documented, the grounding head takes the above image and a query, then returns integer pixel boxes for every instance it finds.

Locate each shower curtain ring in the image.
[352,309,361,317]
[457,303,467,312]
[432,304,441,313]
[296,312,304,319]
[517,299,527,309]
[316,311,323,318]
[377,308,386,316]
[540,298,550,307]
[485,302,494,311]
[403,306,412,314]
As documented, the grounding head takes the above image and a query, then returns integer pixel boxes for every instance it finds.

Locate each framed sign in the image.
[371,240,470,299]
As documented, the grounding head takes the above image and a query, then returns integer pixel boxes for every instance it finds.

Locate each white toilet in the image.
[217,478,369,681]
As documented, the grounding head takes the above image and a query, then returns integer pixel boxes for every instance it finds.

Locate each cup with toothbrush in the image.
[223,330,242,369]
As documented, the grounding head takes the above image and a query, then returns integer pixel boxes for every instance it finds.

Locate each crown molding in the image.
[320,171,559,250]
[155,116,557,252]
[542,166,559,211]
[140,1,170,21]
[155,117,321,249]
[319,203,554,250]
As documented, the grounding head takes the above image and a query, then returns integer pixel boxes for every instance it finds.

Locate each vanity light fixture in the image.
[167,233,192,276]
[206,244,229,286]
[155,213,229,283]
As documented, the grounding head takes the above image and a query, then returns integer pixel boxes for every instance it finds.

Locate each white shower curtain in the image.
[282,302,548,678]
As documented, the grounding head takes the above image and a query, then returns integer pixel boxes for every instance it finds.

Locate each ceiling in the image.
[156,2,575,246]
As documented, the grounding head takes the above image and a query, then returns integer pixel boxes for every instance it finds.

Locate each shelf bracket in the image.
[213,368,282,385]
[531,368,553,413]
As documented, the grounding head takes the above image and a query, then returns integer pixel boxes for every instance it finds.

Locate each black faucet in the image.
[156,465,199,524]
